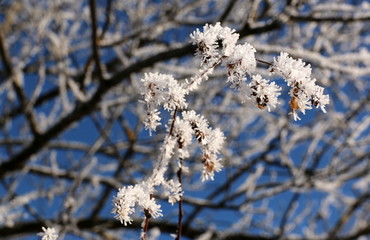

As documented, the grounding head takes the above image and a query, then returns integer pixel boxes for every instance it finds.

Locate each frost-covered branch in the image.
[112,22,329,238]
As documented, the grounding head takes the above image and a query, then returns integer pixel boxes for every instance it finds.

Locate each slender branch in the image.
[176,158,184,240]
[289,14,370,23]
[99,0,112,39]
[28,165,121,188]
[140,106,179,239]
[239,19,281,38]
[169,106,179,136]
[0,31,12,75]
[142,208,152,240]
[88,0,103,80]
[256,58,273,67]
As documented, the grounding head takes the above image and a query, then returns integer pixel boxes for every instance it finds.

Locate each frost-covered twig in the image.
[176,158,184,240]
[112,22,329,238]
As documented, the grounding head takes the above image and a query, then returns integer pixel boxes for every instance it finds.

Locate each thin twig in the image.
[142,208,152,240]
[88,0,104,80]
[0,32,12,75]
[176,158,184,240]
[169,106,179,136]
[256,58,273,66]
[99,0,112,40]
[153,106,179,175]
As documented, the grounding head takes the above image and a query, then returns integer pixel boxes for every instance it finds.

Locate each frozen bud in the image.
[202,154,215,173]
[289,96,301,111]
[201,152,223,182]
[311,85,330,113]
[182,110,210,145]
[249,74,281,111]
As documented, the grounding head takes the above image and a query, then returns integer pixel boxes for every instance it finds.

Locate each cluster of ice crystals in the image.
[182,111,225,181]
[191,23,283,113]
[140,72,188,134]
[162,179,183,205]
[190,23,329,120]
[37,227,58,240]
[226,43,257,80]
[172,117,193,159]
[190,22,239,67]
[249,74,282,112]
[225,43,257,103]
[271,52,329,120]
[113,186,138,225]
[112,183,163,226]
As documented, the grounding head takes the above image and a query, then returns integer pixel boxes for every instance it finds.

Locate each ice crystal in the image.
[37,227,58,240]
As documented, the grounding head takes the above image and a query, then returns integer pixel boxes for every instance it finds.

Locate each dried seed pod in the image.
[198,41,208,53]
[195,130,206,143]
[289,96,300,111]
[204,160,214,173]
[202,154,214,173]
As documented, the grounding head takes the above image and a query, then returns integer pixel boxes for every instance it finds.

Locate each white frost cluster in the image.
[112,170,183,225]
[37,227,58,240]
[190,22,282,112]
[249,74,282,112]
[226,43,257,80]
[181,111,225,181]
[112,183,163,226]
[162,179,183,205]
[190,22,239,67]
[190,23,329,120]
[140,72,188,134]
[271,52,330,120]
[112,164,181,223]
